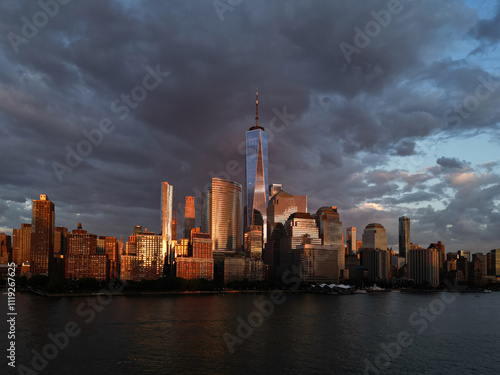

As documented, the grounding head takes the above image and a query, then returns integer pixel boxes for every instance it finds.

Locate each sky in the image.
[0,0,499,253]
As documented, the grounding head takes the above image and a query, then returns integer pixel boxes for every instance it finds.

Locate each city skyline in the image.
[1,1,500,252]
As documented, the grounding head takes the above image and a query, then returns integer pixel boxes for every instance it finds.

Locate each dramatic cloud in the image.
[0,0,499,252]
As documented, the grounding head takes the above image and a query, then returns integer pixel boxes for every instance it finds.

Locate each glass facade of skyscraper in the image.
[245,93,268,243]
[211,178,242,252]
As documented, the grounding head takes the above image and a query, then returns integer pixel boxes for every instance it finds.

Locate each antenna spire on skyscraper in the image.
[255,89,259,127]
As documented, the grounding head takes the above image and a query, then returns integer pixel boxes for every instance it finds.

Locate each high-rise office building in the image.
[0,233,12,264]
[269,184,283,198]
[245,90,268,244]
[161,181,173,272]
[266,188,307,240]
[66,223,107,281]
[122,229,163,281]
[457,250,471,262]
[31,194,55,276]
[366,248,391,282]
[296,244,341,283]
[408,247,440,287]
[54,226,69,256]
[362,223,387,250]
[316,206,343,247]
[399,216,410,263]
[12,223,31,266]
[315,206,344,274]
[346,227,356,255]
[210,178,242,252]
[184,196,195,239]
[201,191,211,235]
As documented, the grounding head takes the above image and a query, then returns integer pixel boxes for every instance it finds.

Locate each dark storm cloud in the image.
[0,0,499,251]
[436,156,466,169]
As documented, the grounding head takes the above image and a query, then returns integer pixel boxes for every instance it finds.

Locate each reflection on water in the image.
[6,292,500,374]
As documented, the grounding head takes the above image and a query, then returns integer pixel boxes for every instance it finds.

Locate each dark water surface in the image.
[2,291,500,374]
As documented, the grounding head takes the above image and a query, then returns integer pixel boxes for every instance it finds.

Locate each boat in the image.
[483,289,492,293]
[354,290,367,294]
[366,284,387,292]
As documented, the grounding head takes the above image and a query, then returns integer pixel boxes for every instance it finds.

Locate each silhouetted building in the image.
[472,253,487,286]
[366,248,390,282]
[315,206,344,273]
[0,233,12,264]
[54,226,68,257]
[408,247,440,287]
[399,216,410,263]
[295,243,341,283]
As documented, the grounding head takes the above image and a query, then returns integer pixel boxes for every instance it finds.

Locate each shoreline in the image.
[20,288,306,298]
[17,288,497,297]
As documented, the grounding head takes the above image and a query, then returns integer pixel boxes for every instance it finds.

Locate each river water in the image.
[2,291,500,374]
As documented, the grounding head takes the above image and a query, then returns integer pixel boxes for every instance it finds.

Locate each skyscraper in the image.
[346,227,356,255]
[161,181,173,272]
[362,223,387,250]
[31,194,55,276]
[399,216,410,263]
[12,223,31,266]
[201,191,211,235]
[408,247,440,287]
[184,196,195,239]
[66,223,107,281]
[245,90,268,244]
[210,177,242,253]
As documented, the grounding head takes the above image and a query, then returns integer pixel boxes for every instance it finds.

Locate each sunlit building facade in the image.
[210,178,242,252]
[362,223,387,251]
[346,227,356,255]
[66,223,108,281]
[245,91,268,243]
[12,223,31,266]
[31,194,55,276]
[184,196,195,239]
[123,229,163,281]
[161,181,173,271]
